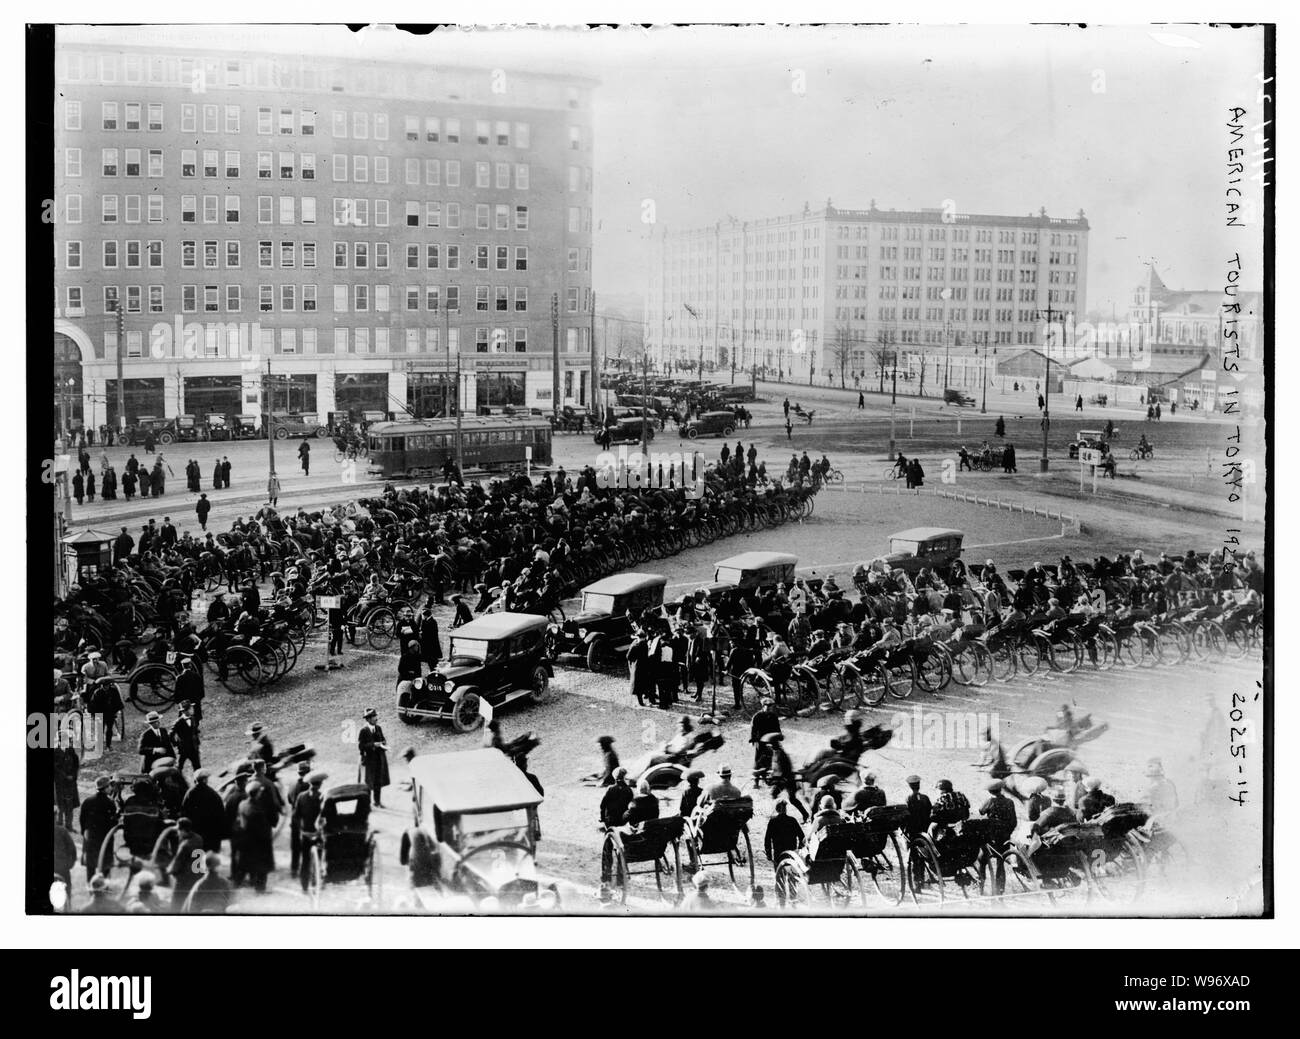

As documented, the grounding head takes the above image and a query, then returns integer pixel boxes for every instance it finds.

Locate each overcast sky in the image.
[66,23,1268,313]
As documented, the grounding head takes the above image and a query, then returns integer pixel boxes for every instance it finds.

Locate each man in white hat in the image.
[137,710,175,773]
[704,765,744,804]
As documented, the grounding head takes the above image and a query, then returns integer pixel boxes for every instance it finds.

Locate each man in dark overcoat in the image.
[357,708,390,808]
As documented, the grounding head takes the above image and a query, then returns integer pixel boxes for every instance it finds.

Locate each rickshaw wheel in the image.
[222,647,263,693]
[1087,836,1146,904]
[830,853,867,908]
[821,669,846,709]
[885,662,914,700]
[999,846,1042,900]
[129,664,175,709]
[366,609,396,650]
[907,835,944,904]
[867,832,906,905]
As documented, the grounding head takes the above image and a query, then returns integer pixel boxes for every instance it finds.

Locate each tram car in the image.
[366,415,552,479]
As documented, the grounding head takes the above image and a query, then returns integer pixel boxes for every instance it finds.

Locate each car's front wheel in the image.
[529,666,550,704]
[451,691,483,732]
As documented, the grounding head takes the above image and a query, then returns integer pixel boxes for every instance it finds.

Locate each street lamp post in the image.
[888,341,899,460]
[1037,305,1061,473]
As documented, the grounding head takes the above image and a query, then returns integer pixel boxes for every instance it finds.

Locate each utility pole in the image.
[589,291,598,417]
[264,358,277,480]
[639,352,650,457]
[551,293,560,424]
[454,346,463,470]
[1038,305,1058,473]
[442,305,451,419]
[889,346,899,460]
[112,299,125,439]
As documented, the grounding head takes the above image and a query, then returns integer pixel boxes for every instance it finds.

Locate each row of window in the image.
[93,325,535,360]
[57,52,588,112]
[77,282,548,316]
[60,193,541,233]
[79,101,551,150]
[68,147,540,196]
[66,238,537,275]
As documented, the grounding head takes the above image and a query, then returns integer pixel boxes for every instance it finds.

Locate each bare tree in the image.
[831,324,854,389]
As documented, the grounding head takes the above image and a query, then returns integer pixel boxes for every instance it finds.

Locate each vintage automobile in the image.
[943,388,977,407]
[174,414,210,442]
[232,414,261,439]
[1067,430,1109,459]
[398,748,560,909]
[598,416,656,446]
[203,414,233,441]
[679,410,738,440]
[267,412,330,440]
[861,528,965,578]
[396,613,554,732]
[126,415,178,445]
[546,572,668,669]
[675,551,813,613]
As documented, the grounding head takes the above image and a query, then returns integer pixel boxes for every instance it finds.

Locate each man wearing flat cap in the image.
[287,761,314,874]
[1079,777,1116,821]
[599,768,634,829]
[79,774,119,876]
[903,775,932,839]
[598,768,635,886]
[137,710,175,773]
[1031,788,1078,836]
[358,708,390,808]
[293,771,327,892]
[678,769,705,819]
[978,779,1018,849]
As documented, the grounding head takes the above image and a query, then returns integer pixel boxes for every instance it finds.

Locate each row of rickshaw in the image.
[596,716,1183,909]
[87,746,381,910]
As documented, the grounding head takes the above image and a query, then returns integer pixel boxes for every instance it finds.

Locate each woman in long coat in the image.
[236,793,275,892]
[213,458,223,490]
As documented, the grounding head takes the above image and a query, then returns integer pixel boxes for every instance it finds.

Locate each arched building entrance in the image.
[54,331,84,434]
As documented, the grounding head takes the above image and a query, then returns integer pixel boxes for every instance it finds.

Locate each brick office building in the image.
[52,31,597,433]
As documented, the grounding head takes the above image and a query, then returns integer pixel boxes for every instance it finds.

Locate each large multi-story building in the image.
[53,34,597,432]
[645,201,1089,385]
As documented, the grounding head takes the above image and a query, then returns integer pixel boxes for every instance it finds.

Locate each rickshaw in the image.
[602,816,686,905]
[682,796,755,895]
[628,726,725,791]
[775,804,909,909]
[1002,818,1146,905]
[305,783,382,908]
[903,817,1016,903]
[95,776,181,885]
